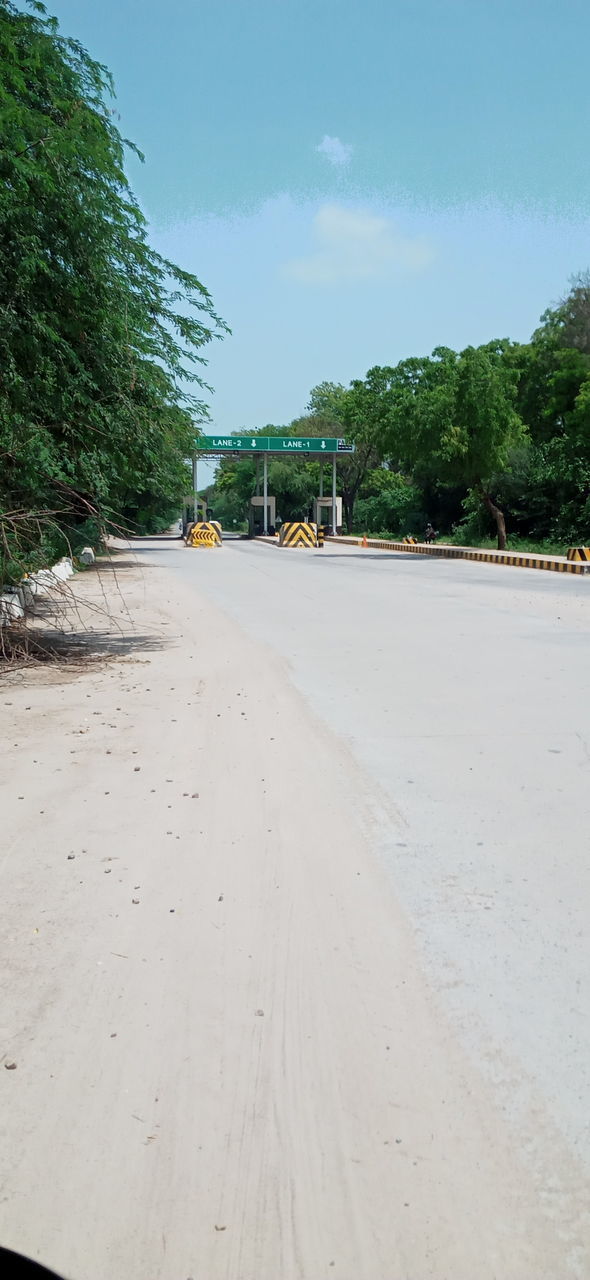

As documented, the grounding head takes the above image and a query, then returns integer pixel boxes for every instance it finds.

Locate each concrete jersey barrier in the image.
[185,521,222,547]
[1,557,76,626]
[278,522,318,548]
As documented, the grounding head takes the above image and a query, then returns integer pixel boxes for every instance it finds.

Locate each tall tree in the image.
[0,0,225,583]
[357,346,525,548]
[306,381,380,531]
[450,345,524,547]
[555,271,590,356]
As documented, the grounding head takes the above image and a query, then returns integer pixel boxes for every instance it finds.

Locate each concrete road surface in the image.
[1,537,589,1279]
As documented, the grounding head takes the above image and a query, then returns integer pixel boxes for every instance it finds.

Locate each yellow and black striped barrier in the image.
[567,547,590,562]
[327,536,590,575]
[278,522,318,548]
[185,521,222,547]
[317,525,325,548]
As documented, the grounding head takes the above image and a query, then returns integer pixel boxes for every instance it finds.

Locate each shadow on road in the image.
[130,534,183,542]
[95,556,153,571]
[129,547,186,557]
[45,629,169,657]
[0,625,170,673]
[317,551,426,562]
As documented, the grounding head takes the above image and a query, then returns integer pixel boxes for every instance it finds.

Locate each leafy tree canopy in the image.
[0,0,226,583]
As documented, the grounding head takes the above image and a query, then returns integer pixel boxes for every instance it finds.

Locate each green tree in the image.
[554,271,590,357]
[353,469,425,537]
[447,345,525,547]
[502,294,590,541]
[0,0,225,583]
[306,381,381,531]
[360,346,525,548]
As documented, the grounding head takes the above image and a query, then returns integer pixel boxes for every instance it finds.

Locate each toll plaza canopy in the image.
[195,435,355,455]
[192,435,354,537]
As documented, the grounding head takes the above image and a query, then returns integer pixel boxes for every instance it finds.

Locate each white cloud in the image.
[283,203,434,285]
[315,135,353,168]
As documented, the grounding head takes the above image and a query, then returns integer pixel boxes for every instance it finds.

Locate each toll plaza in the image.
[249,494,276,538]
[193,435,355,537]
[181,496,210,537]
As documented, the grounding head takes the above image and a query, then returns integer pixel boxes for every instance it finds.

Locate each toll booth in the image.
[313,496,343,535]
[182,497,212,538]
[249,495,276,537]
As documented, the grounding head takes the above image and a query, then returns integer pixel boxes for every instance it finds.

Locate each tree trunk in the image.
[481,488,507,550]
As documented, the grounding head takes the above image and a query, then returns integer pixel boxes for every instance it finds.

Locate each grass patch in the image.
[353,529,570,556]
[443,533,567,556]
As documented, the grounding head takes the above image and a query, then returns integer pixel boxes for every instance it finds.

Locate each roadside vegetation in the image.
[0,0,225,590]
[210,280,590,551]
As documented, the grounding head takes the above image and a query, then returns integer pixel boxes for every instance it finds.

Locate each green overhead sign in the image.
[196,435,354,454]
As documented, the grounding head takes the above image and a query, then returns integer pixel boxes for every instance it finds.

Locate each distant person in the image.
[424,523,437,543]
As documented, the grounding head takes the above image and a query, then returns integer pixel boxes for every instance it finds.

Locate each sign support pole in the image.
[263,452,269,535]
[192,453,198,522]
[319,461,324,498]
[332,455,337,536]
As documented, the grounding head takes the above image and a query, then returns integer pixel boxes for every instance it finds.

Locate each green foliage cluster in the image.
[0,0,225,585]
[209,276,590,550]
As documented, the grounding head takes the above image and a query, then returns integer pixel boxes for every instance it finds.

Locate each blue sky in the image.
[48,0,590,443]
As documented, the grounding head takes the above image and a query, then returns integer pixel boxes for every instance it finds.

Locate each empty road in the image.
[1,537,589,1279]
